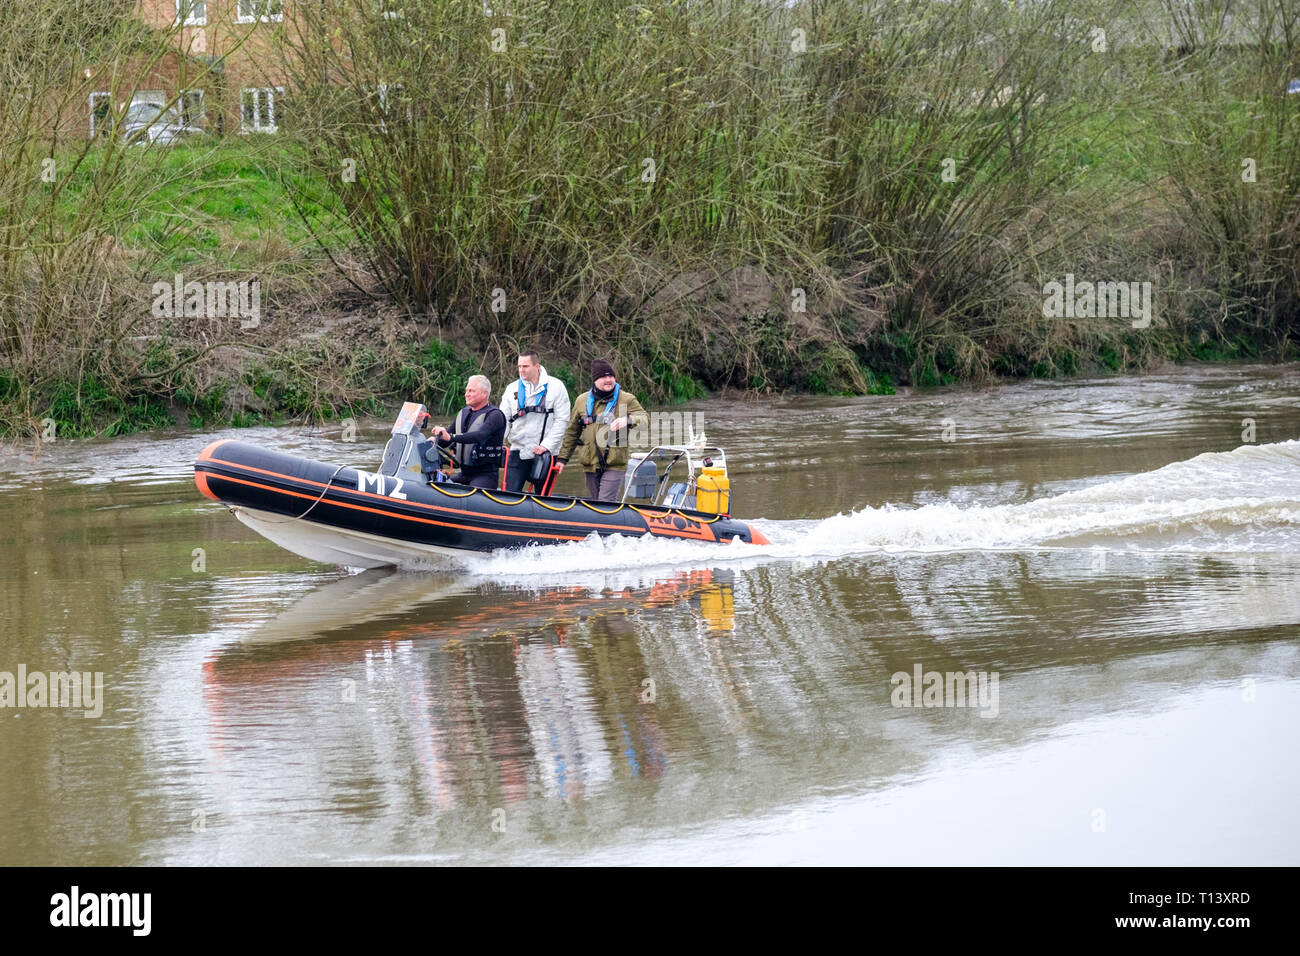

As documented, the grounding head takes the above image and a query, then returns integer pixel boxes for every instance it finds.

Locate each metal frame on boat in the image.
[620,443,730,511]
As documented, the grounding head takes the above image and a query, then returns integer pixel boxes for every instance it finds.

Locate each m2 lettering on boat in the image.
[354,470,407,499]
[50,887,151,936]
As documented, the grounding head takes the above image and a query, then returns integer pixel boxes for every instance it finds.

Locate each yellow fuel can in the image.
[695,466,730,515]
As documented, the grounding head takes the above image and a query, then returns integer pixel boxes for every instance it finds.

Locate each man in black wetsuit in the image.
[430,375,507,488]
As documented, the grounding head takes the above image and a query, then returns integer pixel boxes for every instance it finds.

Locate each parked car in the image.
[121,101,205,145]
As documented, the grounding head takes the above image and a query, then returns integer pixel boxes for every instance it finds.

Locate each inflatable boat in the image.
[194,402,769,568]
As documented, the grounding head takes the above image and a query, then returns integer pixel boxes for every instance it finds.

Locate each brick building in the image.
[85,1,293,138]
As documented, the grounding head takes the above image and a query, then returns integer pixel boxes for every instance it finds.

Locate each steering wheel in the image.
[424,440,457,479]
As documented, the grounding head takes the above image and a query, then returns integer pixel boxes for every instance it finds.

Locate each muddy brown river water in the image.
[2,364,1298,864]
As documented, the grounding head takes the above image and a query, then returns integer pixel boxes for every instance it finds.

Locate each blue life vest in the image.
[584,383,620,424]
[515,379,548,419]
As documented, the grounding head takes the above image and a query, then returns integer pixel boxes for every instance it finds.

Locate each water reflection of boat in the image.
[202,569,730,809]
[515,639,614,799]
[239,568,469,644]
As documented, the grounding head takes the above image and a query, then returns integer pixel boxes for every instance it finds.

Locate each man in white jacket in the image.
[499,350,571,493]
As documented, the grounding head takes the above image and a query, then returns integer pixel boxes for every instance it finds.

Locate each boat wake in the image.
[452,440,1300,578]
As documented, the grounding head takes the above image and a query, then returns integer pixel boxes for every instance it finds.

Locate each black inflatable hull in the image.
[195,439,769,567]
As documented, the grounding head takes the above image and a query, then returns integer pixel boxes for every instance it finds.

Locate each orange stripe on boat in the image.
[198,439,230,461]
[194,469,218,502]
[203,455,645,533]
[201,472,590,542]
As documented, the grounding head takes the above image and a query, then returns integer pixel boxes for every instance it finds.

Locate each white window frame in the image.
[176,0,206,26]
[376,82,406,130]
[131,90,167,109]
[241,86,284,133]
[89,91,112,138]
[237,0,284,24]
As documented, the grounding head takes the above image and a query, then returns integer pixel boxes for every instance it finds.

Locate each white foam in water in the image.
[457,441,1300,577]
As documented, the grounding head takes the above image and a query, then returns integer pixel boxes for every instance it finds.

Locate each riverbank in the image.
[0,134,1283,440]
[0,245,1285,441]
[2,0,1295,439]
[1,204,1282,443]
[1,269,1280,443]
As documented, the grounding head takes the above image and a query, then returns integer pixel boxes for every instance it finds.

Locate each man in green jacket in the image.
[555,358,648,501]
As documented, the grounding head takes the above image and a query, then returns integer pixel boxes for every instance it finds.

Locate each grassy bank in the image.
[1,0,1297,439]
